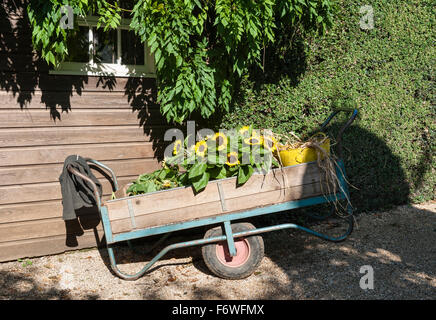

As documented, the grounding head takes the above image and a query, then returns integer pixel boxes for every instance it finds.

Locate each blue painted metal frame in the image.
[110,187,347,245]
[101,159,353,280]
[71,109,358,281]
[223,220,237,257]
[108,159,350,244]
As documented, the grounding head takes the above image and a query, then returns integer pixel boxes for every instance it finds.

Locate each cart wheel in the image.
[201,222,264,280]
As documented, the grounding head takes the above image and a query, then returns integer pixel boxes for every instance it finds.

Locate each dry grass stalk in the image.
[274,131,353,219]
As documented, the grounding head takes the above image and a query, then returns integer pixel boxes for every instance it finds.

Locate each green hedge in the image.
[218,0,435,212]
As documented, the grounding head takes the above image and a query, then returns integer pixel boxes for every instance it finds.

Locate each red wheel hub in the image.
[216,238,251,267]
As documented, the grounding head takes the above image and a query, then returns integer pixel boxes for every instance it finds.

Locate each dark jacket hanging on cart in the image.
[59,155,102,221]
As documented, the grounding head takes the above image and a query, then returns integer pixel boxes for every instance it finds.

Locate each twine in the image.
[274,131,356,220]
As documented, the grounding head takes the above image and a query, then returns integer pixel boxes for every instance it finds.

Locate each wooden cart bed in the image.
[104,161,334,236]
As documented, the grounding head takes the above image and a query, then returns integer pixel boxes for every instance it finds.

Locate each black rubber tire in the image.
[201,222,264,280]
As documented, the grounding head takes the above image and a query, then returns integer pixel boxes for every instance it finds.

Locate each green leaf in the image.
[237,165,254,185]
[176,55,183,67]
[45,51,56,66]
[126,184,136,194]
[133,181,158,194]
[192,171,210,193]
[209,165,227,180]
[177,172,189,185]
[155,49,162,65]
[157,168,170,180]
[27,0,337,125]
[188,162,207,179]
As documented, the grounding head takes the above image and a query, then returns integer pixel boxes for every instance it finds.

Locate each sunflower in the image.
[226,152,240,167]
[195,140,208,157]
[162,180,172,188]
[262,136,278,152]
[188,143,195,152]
[244,135,262,145]
[238,125,250,136]
[173,139,182,155]
[210,132,228,151]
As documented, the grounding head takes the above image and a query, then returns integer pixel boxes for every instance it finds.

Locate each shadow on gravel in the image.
[127,206,434,300]
[249,205,436,299]
[0,270,99,300]
[94,227,207,274]
[0,205,433,300]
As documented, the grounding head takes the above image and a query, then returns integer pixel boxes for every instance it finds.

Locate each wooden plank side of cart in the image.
[105,161,334,235]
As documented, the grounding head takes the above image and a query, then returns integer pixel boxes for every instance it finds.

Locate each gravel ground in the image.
[0,201,434,300]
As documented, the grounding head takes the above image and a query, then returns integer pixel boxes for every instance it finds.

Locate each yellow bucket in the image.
[279,133,330,166]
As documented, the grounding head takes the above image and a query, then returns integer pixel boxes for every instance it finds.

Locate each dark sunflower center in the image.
[217,136,224,145]
[249,137,259,144]
[198,145,205,152]
[228,155,238,163]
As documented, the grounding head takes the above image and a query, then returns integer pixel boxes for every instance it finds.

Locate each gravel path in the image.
[0,202,434,300]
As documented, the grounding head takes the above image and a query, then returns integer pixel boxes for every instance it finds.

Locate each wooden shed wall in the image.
[0,1,166,261]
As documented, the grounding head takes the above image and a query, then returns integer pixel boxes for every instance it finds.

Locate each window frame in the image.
[49,16,156,78]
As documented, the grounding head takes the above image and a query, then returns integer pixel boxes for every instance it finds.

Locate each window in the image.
[50,16,155,77]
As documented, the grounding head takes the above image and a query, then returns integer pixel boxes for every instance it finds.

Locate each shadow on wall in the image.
[0,1,171,254]
[0,0,167,160]
[0,2,170,157]
[0,1,85,115]
[0,0,38,107]
[324,119,432,213]
[124,76,175,162]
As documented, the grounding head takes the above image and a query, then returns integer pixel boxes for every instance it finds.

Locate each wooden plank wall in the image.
[0,1,166,261]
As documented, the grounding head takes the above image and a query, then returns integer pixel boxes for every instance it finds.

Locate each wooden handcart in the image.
[67,109,358,280]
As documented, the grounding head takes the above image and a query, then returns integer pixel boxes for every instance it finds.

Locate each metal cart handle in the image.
[320,108,358,159]
[84,158,119,192]
[66,159,119,210]
[67,165,102,210]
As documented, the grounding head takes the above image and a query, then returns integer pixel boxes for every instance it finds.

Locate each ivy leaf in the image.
[176,55,183,67]
[28,0,336,124]
[46,51,56,66]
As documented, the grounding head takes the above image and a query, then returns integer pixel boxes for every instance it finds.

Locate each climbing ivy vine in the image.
[27,0,336,124]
